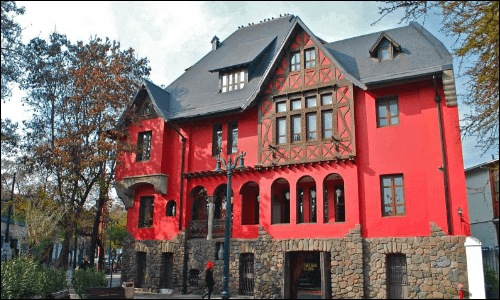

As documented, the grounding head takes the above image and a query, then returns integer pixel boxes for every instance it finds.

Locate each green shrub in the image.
[485,265,499,291]
[71,267,107,299]
[1,256,67,299]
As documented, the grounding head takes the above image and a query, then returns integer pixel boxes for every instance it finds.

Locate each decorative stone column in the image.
[207,196,214,240]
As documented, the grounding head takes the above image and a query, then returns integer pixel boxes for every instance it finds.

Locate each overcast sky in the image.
[1,1,496,169]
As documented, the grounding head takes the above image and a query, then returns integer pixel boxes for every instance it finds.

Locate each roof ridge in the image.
[236,14,294,31]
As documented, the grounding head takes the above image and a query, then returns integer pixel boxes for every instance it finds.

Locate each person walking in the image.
[79,255,91,270]
[202,261,214,299]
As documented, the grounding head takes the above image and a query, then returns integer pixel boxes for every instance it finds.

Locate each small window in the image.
[322,110,333,139]
[136,131,152,162]
[381,174,405,217]
[277,117,287,144]
[277,102,287,113]
[212,124,223,157]
[228,121,238,154]
[291,115,301,142]
[139,196,154,228]
[143,102,152,116]
[221,70,245,93]
[306,96,316,108]
[379,47,391,61]
[321,94,332,105]
[291,99,302,111]
[188,269,200,287]
[290,52,301,72]
[377,97,399,127]
[306,113,316,140]
[305,48,315,68]
[166,200,176,217]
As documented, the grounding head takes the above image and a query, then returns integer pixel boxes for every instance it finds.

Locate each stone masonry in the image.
[121,222,467,299]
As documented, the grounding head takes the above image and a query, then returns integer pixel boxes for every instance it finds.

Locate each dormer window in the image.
[369,32,401,63]
[143,102,152,115]
[379,47,391,62]
[221,69,245,93]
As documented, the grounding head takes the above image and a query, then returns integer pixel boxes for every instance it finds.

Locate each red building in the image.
[115,15,469,299]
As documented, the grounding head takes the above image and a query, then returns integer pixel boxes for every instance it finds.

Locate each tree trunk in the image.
[90,195,105,268]
[59,228,72,270]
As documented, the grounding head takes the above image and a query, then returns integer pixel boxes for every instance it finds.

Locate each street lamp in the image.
[214,151,246,299]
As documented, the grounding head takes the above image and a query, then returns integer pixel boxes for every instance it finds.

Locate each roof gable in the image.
[368,32,402,58]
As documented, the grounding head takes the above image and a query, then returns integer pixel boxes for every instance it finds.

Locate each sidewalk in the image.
[134,292,255,299]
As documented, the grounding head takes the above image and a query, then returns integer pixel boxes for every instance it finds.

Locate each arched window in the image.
[297,176,317,223]
[323,173,345,223]
[240,182,259,225]
[190,186,208,221]
[166,200,176,217]
[271,178,290,224]
[213,184,233,220]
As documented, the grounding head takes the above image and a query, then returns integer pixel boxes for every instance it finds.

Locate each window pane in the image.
[307,114,316,140]
[394,176,403,186]
[277,102,286,113]
[378,118,387,127]
[292,115,301,142]
[321,94,332,105]
[382,177,392,187]
[240,71,245,82]
[391,116,399,125]
[306,97,316,108]
[234,73,238,90]
[384,205,393,215]
[396,206,405,214]
[322,110,332,138]
[222,75,227,85]
[378,103,387,118]
[383,188,393,204]
[389,100,398,116]
[381,48,389,60]
[278,118,286,144]
[232,128,238,153]
[291,99,301,110]
[395,187,404,204]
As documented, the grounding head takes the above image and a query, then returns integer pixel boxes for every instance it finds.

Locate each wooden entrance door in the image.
[320,252,331,299]
[239,253,254,295]
[387,254,408,299]
[136,252,147,288]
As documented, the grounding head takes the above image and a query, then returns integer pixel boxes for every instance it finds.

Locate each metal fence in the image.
[483,246,499,299]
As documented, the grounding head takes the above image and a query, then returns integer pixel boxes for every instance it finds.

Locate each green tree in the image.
[374,1,499,153]
[1,1,25,101]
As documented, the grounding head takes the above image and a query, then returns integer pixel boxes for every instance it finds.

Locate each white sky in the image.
[1,1,497,169]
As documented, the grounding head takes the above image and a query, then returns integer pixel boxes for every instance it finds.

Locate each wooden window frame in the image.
[379,46,392,62]
[381,174,406,217]
[276,117,287,145]
[212,123,223,157]
[138,196,154,228]
[376,96,399,127]
[304,48,316,69]
[221,69,246,93]
[272,91,335,147]
[290,51,301,72]
[136,131,152,162]
[227,121,238,155]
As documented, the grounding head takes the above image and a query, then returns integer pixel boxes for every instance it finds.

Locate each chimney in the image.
[211,35,220,51]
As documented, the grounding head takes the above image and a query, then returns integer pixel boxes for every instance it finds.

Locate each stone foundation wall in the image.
[363,223,468,299]
[121,222,467,299]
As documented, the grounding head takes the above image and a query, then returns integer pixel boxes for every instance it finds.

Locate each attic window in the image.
[379,47,391,62]
[221,69,246,93]
[144,102,152,115]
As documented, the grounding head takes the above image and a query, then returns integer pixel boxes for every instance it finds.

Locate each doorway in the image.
[136,252,147,288]
[160,253,173,289]
[284,251,330,299]
[239,253,255,296]
[387,254,408,299]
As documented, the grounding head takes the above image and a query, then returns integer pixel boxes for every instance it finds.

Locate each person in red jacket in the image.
[202,261,214,299]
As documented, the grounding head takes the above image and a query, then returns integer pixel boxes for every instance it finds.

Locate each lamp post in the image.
[214,151,246,299]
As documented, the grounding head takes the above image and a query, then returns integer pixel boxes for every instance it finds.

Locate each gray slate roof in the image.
[166,15,296,120]
[324,22,453,86]
[140,18,453,122]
